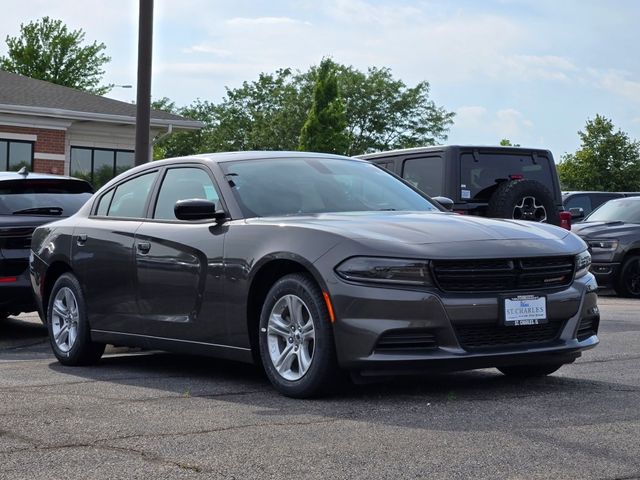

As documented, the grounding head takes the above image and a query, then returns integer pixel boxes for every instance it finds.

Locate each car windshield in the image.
[0,179,93,216]
[221,157,440,217]
[586,198,640,223]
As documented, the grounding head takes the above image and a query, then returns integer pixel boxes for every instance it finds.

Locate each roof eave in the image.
[0,103,204,130]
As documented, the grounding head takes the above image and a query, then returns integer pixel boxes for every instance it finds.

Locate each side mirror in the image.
[569,207,584,219]
[174,199,226,221]
[432,196,454,211]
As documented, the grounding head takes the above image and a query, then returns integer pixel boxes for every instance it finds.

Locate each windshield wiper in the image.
[12,206,64,216]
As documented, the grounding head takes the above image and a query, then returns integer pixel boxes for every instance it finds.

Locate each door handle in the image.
[76,234,87,246]
[136,241,151,254]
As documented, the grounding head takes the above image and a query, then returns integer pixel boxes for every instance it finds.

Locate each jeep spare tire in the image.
[487,179,560,226]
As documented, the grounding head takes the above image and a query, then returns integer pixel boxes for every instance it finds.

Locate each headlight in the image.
[575,250,592,278]
[335,257,433,286]
[588,239,619,250]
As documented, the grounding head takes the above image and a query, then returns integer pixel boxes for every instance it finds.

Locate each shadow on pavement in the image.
[47,349,640,433]
[0,315,48,349]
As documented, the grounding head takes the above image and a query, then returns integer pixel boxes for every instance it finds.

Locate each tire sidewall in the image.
[616,255,640,298]
[47,273,93,364]
[258,273,336,397]
[488,179,560,225]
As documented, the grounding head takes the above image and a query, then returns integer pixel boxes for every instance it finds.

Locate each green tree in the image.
[499,139,520,147]
[0,17,111,94]
[152,60,455,158]
[557,115,640,191]
[299,59,349,154]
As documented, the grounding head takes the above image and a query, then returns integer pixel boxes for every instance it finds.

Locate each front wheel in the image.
[614,255,640,298]
[497,363,563,378]
[47,273,105,365]
[258,273,339,398]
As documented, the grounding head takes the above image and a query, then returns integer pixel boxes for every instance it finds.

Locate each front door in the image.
[134,166,226,342]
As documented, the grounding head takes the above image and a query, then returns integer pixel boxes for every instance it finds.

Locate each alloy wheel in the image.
[51,287,80,353]
[267,294,316,381]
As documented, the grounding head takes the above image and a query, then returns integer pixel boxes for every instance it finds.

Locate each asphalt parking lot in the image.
[1,295,639,480]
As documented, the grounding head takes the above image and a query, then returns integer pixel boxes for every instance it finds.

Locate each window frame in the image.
[90,169,160,221]
[70,146,135,186]
[150,165,223,223]
[0,139,35,172]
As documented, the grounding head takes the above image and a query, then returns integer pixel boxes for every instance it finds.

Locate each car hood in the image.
[571,221,640,239]
[247,211,571,245]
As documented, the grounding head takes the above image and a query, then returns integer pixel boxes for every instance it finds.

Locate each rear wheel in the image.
[47,273,105,365]
[258,273,339,398]
[488,179,560,226]
[614,255,640,298]
[497,363,563,378]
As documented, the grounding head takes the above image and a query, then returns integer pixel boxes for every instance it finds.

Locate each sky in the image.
[1,0,639,159]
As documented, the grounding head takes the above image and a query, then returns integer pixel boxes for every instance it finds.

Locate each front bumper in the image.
[589,262,620,289]
[330,273,599,375]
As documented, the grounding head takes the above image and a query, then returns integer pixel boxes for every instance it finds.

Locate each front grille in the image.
[432,256,575,292]
[454,321,564,350]
[375,329,438,353]
[577,316,599,341]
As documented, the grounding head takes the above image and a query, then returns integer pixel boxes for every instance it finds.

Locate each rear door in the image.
[73,170,159,333]
[133,165,226,342]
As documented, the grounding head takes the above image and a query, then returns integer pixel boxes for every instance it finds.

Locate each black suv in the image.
[358,146,566,227]
[1,171,93,319]
[563,191,640,221]
[572,196,640,297]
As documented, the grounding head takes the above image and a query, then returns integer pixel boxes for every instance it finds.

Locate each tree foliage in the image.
[299,59,349,154]
[557,115,640,191]
[499,138,520,147]
[153,60,454,159]
[0,17,111,94]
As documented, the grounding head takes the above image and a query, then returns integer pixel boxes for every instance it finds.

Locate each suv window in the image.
[460,152,553,201]
[0,179,93,216]
[154,167,219,220]
[564,194,592,213]
[107,171,157,218]
[402,156,444,197]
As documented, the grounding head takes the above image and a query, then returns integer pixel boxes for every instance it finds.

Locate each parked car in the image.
[358,145,571,228]
[572,196,640,297]
[0,170,93,319]
[563,191,640,221]
[30,152,599,398]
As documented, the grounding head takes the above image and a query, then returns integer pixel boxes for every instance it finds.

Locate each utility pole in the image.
[135,0,154,166]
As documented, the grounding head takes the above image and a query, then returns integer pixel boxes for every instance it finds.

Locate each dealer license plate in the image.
[504,295,547,326]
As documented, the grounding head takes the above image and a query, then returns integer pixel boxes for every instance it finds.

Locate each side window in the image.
[153,167,219,220]
[402,156,444,197]
[95,189,115,216]
[565,195,591,213]
[107,171,158,218]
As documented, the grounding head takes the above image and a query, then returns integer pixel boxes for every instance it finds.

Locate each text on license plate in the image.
[504,295,547,326]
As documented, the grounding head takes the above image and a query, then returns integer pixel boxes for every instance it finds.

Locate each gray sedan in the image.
[30,152,599,397]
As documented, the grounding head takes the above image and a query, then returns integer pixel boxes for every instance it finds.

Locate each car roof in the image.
[356,145,552,160]
[0,171,89,182]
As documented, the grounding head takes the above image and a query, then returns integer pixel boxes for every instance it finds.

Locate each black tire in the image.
[497,363,563,378]
[614,255,640,298]
[258,273,339,398]
[487,179,560,226]
[47,273,105,366]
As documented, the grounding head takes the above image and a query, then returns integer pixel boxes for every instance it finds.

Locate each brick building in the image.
[0,70,202,187]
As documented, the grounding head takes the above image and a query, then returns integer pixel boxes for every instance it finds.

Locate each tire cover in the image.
[487,179,560,225]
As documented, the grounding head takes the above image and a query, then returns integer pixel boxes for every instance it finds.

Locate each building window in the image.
[70,147,135,189]
[0,139,34,172]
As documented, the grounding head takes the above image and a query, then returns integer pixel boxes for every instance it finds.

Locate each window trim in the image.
[70,146,135,186]
[89,169,160,221]
[148,164,227,224]
[0,138,35,171]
